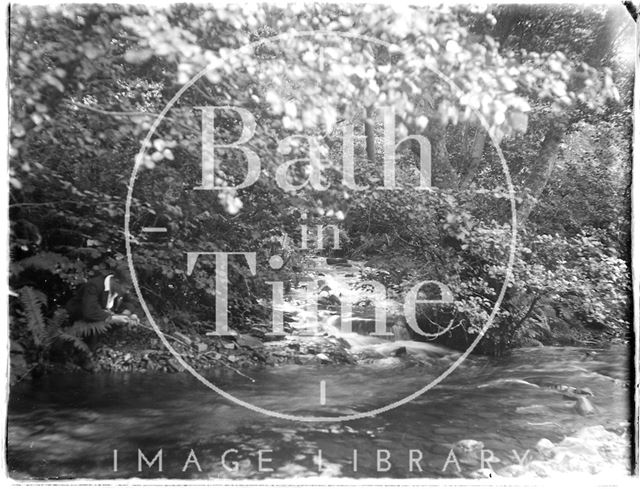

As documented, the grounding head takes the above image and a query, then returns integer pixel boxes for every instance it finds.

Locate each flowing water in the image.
[6,259,634,479]
[7,343,632,479]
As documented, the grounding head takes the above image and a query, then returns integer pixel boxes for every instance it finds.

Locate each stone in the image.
[453,439,484,463]
[318,293,341,307]
[294,354,314,365]
[167,358,184,372]
[236,334,263,349]
[535,438,555,458]
[174,332,192,345]
[221,341,236,350]
[574,396,596,416]
[326,257,348,265]
[196,342,208,353]
[264,332,287,341]
[316,353,331,363]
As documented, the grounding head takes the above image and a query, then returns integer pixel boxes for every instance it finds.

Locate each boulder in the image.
[574,396,596,416]
[316,353,331,363]
[236,334,263,349]
[452,439,485,465]
[535,438,555,459]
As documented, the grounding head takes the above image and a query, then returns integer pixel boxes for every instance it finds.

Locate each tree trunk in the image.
[460,127,487,189]
[517,122,566,222]
[364,106,376,165]
[428,123,459,190]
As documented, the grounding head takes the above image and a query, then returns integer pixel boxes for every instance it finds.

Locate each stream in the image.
[6,258,633,479]
[7,344,632,479]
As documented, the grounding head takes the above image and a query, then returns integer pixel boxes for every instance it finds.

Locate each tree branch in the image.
[72,102,195,132]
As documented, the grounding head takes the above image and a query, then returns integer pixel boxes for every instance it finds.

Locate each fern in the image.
[17,287,92,357]
[57,332,90,354]
[66,320,112,338]
[48,308,69,330]
[19,286,47,347]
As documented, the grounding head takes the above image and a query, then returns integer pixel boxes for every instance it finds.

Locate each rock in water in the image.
[452,439,485,466]
[316,353,331,363]
[535,438,556,459]
[574,396,596,416]
[577,387,594,396]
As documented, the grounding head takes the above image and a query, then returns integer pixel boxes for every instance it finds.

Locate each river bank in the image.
[49,310,625,378]
[14,253,625,380]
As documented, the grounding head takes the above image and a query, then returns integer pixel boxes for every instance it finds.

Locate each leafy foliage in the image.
[18,286,48,348]
[66,320,113,338]
[7,3,633,362]
[16,287,90,367]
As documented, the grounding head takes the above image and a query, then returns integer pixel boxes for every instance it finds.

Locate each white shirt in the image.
[104,274,118,310]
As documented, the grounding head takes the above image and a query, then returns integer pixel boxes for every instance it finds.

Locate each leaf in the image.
[57,332,90,353]
[19,286,47,347]
[124,48,153,64]
[66,320,112,338]
[508,110,528,133]
[82,43,102,60]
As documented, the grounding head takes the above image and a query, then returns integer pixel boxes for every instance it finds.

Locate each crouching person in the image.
[64,268,139,368]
